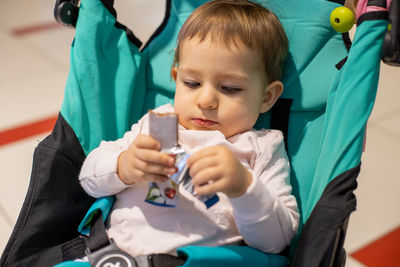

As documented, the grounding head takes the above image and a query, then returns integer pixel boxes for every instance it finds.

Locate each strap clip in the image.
[86,239,152,267]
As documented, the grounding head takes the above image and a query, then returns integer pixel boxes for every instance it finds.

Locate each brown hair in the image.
[172,0,288,82]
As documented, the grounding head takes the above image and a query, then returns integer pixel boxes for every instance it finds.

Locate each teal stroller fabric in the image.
[0,0,390,266]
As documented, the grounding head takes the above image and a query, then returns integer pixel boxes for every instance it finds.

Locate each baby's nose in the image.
[198,87,218,109]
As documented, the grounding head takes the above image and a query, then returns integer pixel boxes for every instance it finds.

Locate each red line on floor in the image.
[351,225,400,267]
[12,22,62,36]
[0,116,58,146]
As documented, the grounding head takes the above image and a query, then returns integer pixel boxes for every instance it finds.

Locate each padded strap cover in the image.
[78,196,115,235]
[177,246,289,267]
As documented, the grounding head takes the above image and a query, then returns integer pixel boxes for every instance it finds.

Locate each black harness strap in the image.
[336,32,352,70]
[61,210,186,266]
[335,56,348,70]
[357,10,389,25]
[148,254,186,267]
[61,236,87,261]
[61,211,109,261]
[271,98,293,151]
[85,212,111,253]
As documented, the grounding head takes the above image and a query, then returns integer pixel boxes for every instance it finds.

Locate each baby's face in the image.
[173,36,272,138]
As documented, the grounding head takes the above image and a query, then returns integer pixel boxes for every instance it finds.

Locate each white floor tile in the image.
[345,125,400,253]
[0,134,48,222]
[346,256,366,267]
[369,108,400,139]
[0,214,13,259]
[369,63,400,122]
[20,28,75,72]
[0,31,65,84]
[0,71,64,130]
[0,0,56,29]
[113,0,165,45]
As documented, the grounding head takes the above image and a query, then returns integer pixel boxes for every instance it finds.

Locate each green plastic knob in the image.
[330,7,356,33]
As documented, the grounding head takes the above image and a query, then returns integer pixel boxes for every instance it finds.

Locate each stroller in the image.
[1,0,399,266]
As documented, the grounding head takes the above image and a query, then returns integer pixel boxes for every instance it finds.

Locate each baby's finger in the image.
[192,167,222,187]
[135,148,175,167]
[195,178,223,196]
[135,158,177,176]
[187,147,217,166]
[124,168,168,184]
[189,156,218,177]
[134,135,161,150]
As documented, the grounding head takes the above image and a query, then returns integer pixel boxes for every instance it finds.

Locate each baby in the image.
[79,0,299,258]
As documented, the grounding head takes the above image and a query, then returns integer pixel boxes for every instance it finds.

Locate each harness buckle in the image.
[86,239,151,267]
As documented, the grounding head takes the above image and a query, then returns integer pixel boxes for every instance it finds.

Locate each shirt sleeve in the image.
[79,119,145,198]
[229,131,299,254]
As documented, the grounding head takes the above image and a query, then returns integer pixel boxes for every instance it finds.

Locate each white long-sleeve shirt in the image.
[79,104,299,256]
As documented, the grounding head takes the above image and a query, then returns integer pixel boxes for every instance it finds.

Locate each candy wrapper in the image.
[145,111,219,208]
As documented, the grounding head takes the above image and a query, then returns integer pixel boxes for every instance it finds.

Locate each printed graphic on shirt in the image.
[145,152,219,208]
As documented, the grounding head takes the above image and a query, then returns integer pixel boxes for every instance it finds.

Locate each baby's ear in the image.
[260,81,284,114]
[171,67,178,81]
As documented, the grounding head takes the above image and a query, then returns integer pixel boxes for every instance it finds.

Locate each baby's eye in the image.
[183,80,201,88]
[221,86,242,94]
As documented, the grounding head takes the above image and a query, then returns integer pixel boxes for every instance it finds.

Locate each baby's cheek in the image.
[179,117,191,130]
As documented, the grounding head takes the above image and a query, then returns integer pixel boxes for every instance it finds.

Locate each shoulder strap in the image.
[271,98,293,151]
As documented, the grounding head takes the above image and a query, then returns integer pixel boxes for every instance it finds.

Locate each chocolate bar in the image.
[149,111,178,152]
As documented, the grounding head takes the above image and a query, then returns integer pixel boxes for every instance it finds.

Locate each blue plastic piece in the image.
[53,261,90,267]
[177,246,289,267]
[78,196,115,235]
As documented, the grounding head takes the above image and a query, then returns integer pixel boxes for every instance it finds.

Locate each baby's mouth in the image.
[192,118,218,127]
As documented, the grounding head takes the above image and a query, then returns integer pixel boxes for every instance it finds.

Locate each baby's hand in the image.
[117,134,177,185]
[187,146,252,198]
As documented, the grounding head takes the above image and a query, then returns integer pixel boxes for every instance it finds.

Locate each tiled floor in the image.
[0,0,399,266]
